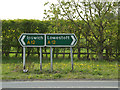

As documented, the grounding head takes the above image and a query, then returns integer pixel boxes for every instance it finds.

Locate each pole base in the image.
[23,69,28,73]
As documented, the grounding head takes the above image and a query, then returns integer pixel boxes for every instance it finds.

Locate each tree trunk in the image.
[27,48,31,58]
[77,32,80,60]
[86,38,89,60]
[109,47,112,60]
[56,48,59,58]
[98,51,103,60]
[63,48,65,59]
[68,53,70,59]
[98,27,104,60]
[115,48,118,59]
[78,47,80,60]
[45,48,47,59]
[15,47,20,57]
[97,45,103,60]
[87,47,89,60]
[37,47,40,58]
[53,48,55,58]
[73,48,74,59]
[5,52,9,57]
[106,46,109,60]
[5,46,11,58]
[22,47,23,59]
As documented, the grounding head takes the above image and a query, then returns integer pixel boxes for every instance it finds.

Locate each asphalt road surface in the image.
[2,80,119,88]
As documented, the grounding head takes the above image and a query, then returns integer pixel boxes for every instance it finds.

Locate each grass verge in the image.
[2,57,119,80]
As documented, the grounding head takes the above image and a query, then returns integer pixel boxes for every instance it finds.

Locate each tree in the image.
[44,0,118,60]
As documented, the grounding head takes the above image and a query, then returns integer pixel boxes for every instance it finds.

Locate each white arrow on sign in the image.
[21,35,26,45]
[71,36,75,45]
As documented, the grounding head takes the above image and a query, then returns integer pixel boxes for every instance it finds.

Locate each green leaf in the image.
[80,11,83,14]
[44,2,49,6]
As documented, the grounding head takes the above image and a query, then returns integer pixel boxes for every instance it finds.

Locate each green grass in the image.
[2,56,119,81]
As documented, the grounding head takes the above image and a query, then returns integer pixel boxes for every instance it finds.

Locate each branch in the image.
[58,0,80,31]
[93,2,99,11]
[82,32,97,47]
[91,30,99,41]
[102,3,112,19]
[103,21,108,29]
[102,2,107,11]
[102,38,106,43]
[73,1,88,24]
[88,2,100,28]
[88,2,93,22]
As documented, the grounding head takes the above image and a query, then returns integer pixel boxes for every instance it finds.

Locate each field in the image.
[2,56,119,81]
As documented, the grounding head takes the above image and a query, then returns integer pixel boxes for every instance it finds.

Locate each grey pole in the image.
[70,47,73,70]
[50,47,53,72]
[23,47,26,70]
[40,47,42,71]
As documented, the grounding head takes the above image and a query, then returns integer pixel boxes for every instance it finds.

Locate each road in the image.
[2,80,118,88]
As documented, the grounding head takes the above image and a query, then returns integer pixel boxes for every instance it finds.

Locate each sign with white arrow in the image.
[18,33,45,47]
[46,34,77,47]
[18,33,77,72]
[18,33,77,47]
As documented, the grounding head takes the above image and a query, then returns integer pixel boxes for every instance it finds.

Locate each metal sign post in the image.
[40,47,42,71]
[23,47,28,72]
[70,47,73,71]
[50,47,53,72]
[23,47,25,69]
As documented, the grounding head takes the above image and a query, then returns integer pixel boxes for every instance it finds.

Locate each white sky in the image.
[0,0,119,20]
[0,0,58,20]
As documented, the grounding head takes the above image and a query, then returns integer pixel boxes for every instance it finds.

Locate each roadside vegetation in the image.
[2,56,118,80]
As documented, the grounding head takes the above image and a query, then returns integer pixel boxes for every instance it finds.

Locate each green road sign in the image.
[19,33,77,47]
[46,34,77,47]
[19,33,77,72]
[18,33,45,47]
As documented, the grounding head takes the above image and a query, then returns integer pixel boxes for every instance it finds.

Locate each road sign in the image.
[18,33,77,72]
[18,33,45,47]
[46,34,77,47]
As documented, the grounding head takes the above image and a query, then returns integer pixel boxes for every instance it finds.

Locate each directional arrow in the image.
[71,36,75,45]
[46,34,77,47]
[21,35,26,45]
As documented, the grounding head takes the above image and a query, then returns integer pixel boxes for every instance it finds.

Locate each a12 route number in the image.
[27,40,35,44]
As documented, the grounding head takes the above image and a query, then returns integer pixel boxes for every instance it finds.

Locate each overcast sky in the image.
[0,0,58,20]
[0,0,119,20]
